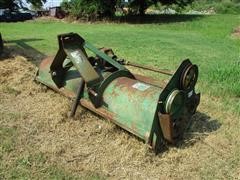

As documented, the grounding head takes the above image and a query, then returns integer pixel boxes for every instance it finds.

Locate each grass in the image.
[0,125,103,179]
[0,14,240,179]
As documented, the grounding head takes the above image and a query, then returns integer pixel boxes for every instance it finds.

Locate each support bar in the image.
[125,61,173,76]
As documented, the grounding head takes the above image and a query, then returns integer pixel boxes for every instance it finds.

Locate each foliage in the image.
[185,0,240,14]
[60,0,71,14]
[0,0,45,10]
[28,0,44,10]
[27,0,45,9]
[61,0,116,20]
[123,0,193,15]
[0,0,17,10]
[215,0,240,14]
[60,0,193,19]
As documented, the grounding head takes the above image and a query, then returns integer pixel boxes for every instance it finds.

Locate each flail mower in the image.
[35,32,200,152]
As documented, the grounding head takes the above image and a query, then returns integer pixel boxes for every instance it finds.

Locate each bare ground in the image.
[232,26,240,38]
[0,51,240,179]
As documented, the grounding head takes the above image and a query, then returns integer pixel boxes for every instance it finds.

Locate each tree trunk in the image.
[139,0,146,16]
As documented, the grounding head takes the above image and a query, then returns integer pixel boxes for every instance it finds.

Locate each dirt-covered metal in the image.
[35,32,200,153]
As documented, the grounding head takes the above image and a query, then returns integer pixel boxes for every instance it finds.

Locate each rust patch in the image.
[39,56,54,69]
[113,77,140,96]
[80,99,116,120]
[134,74,166,89]
[36,76,75,98]
[114,77,136,87]
[109,75,162,108]
[158,112,174,143]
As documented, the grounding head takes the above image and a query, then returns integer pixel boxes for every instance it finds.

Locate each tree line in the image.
[1,0,239,18]
[0,0,193,16]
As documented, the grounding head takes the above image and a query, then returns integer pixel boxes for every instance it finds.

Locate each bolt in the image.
[52,71,57,76]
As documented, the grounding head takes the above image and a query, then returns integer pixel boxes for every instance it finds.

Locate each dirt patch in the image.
[0,55,240,179]
[232,26,240,38]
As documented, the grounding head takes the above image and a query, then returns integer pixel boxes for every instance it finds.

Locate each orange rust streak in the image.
[134,74,166,89]
[39,56,54,69]
[158,112,174,143]
[80,99,115,120]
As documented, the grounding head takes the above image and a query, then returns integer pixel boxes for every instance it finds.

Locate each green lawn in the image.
[1,15,239,114]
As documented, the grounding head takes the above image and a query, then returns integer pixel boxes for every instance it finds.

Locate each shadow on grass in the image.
[175,111,222,149]
[0,38,47,64]
[111,14,205,24]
